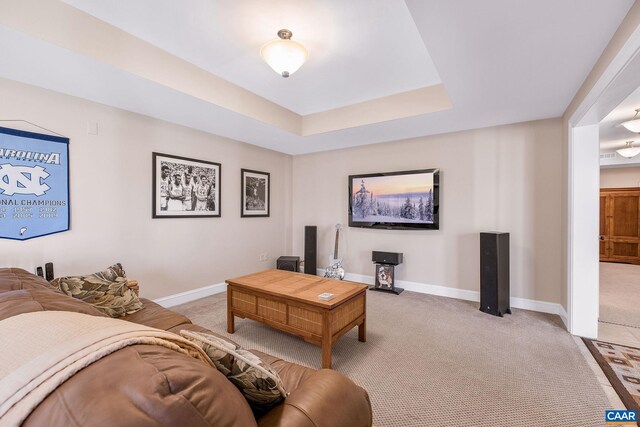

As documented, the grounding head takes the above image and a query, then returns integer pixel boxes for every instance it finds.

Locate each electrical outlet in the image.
[259,253,267,262]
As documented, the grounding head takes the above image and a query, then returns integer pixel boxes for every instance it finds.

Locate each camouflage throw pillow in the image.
[180,330,287,412]
[51,263,143,318]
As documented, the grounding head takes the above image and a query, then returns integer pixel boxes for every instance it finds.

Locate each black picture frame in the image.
[152,152,221,218]
[241,168,270,217]
[348,168,440,230]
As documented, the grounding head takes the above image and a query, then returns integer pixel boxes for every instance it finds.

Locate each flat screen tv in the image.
[348,168,439,230]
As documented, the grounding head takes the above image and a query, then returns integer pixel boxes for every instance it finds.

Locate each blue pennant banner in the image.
[0,126,70,240]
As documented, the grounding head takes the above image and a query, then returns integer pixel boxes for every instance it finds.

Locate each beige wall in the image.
[0,79,292,299]
[292,119,562,303]
[600,167,640,188]
[0,78,563,305]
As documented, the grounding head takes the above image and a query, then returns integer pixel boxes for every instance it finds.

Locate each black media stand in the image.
[369,251,404,295]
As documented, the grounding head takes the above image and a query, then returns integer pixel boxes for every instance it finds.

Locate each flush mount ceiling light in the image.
[616,141,640,159]
[260,29,308,78]
[621,108,640,133]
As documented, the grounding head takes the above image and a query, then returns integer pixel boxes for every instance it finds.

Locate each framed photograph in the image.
[152,152,221,218]
[375,264,395,290]
[348,168,439,230]
[241,169,270,217]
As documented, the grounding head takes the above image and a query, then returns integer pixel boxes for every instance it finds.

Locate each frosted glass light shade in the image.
[616,142,640,158]
[621,119,640,133]
[260,38,308,78]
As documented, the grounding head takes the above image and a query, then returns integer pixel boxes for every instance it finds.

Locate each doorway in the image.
[567,24,640,338]
[598,173,640,346]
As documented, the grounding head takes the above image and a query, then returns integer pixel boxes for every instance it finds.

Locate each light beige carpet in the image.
[600,262,640,328]
[175,290,609,427]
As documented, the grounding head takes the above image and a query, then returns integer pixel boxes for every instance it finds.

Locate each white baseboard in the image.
[154,271,566,321]
[318,268,565,317]
[510,296,564,316]
[558,305,569,329]
[153,282,226,308]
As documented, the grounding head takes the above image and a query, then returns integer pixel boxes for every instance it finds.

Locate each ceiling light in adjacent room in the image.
[260,29,308,78]
[621,108,640,133]
[616,141,640,159]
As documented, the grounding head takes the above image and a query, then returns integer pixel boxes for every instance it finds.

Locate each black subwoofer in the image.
[480,232,511,317]
[277,256,300,272]
[304,226,317,275]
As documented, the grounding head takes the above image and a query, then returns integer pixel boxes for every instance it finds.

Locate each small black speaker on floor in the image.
[277,256,300,272]
[304,226,317,275]
[480,232,511,317]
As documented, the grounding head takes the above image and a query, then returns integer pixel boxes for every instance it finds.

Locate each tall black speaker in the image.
[480,232,511,317]
[304,226,317,275]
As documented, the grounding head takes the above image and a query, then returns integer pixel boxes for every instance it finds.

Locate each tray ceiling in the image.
[0,0,634,154]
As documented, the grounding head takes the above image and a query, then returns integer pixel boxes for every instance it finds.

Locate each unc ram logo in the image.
[0,164,50,196]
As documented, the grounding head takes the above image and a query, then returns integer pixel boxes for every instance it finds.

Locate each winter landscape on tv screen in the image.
[350,172,435,225]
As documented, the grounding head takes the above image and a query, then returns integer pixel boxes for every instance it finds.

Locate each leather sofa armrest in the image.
[126,279,139,296]
[258,369,372,427]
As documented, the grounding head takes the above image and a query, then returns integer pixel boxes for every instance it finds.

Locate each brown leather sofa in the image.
[0,268,372,427]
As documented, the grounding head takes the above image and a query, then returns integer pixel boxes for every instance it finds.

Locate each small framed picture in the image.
[375,264,395,290]
[241,169,270,217]
[152,152,221,218]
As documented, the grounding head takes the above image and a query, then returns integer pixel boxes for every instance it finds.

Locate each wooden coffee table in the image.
[225,269,367,369]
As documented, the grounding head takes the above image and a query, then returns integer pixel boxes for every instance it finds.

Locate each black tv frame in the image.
[348,168,440,230]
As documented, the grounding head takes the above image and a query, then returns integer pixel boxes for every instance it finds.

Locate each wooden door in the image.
[600,194,608,258]
[600,188,640,264]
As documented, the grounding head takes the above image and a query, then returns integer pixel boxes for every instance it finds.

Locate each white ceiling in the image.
[600,85,640,152]
[62,0,442,116]
[0,0,635,155]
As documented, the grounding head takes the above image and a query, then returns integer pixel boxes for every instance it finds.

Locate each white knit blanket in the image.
[0,311,212,427]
